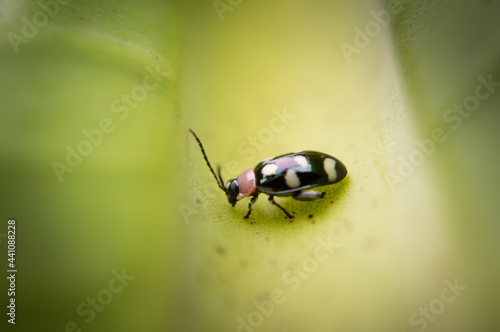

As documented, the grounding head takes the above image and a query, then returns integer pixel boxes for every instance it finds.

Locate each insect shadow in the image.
[229,175,351,224]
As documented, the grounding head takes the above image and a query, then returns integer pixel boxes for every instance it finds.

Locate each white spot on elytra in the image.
[294,155,309,168]
[262,163,278,177]
[324,158,337,181]
[285,169,300,188]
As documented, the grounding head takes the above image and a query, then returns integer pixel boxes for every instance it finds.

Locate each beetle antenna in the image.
[189,129,227,192]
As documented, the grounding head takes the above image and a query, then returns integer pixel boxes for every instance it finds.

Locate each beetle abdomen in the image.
[254,151,347,195]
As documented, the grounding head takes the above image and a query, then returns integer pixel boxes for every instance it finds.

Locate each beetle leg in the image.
[292,190,326,201]
[243,195,259,219]
[268,195,294,220]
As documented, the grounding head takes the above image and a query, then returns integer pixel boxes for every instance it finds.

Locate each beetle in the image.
[189,129,347,220]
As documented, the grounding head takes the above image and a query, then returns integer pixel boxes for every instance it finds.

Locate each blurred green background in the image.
[1,0,499,331]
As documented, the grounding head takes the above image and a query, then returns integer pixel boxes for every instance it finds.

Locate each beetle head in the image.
[225,179,239,207]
